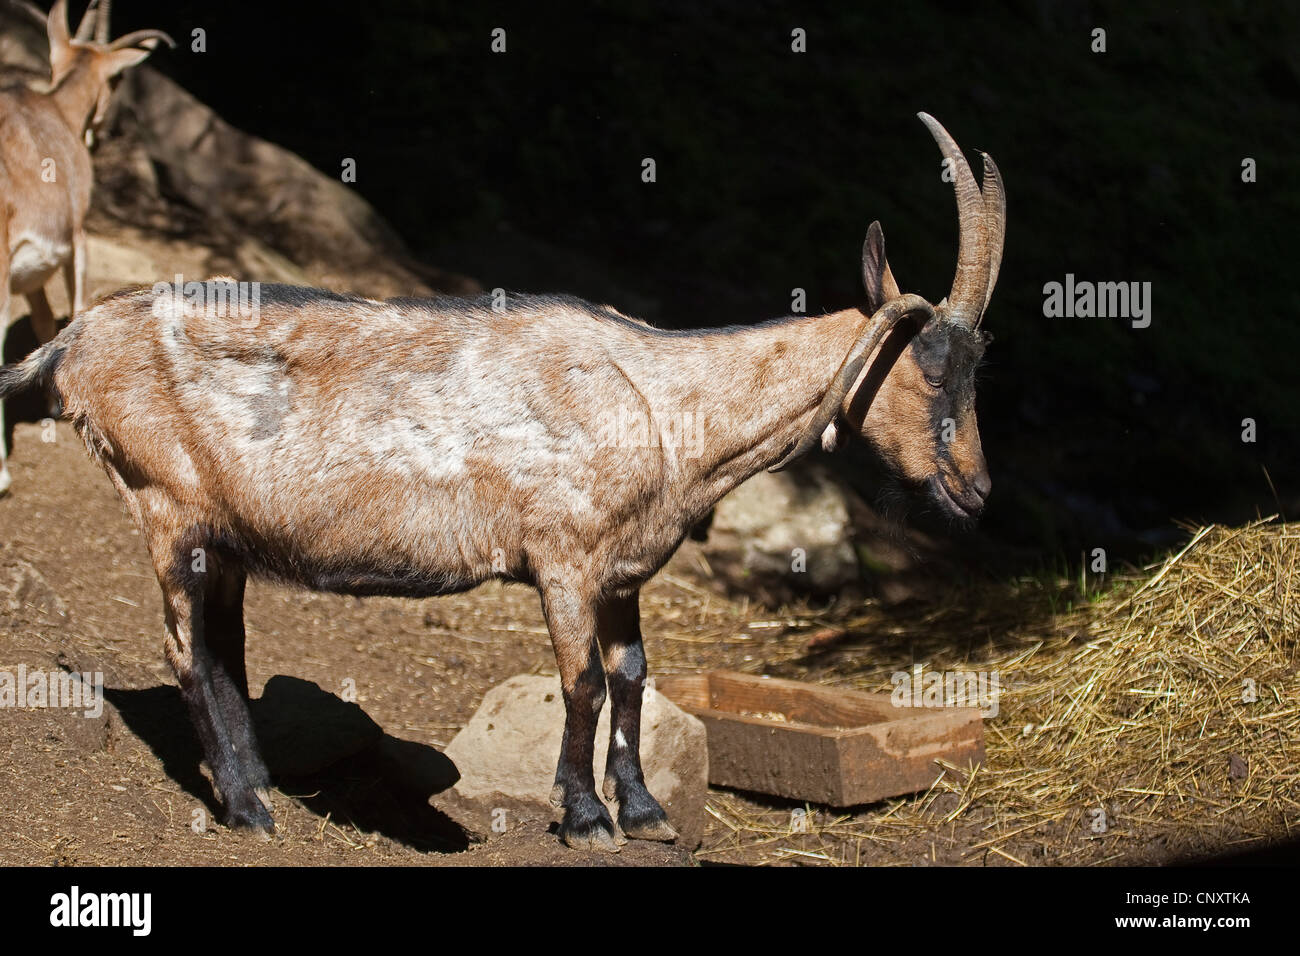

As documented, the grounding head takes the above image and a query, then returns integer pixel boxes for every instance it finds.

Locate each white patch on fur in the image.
[170,444,200,488]
[493,419,548,447]
[149,282,203,324]
[614,728,627,748]
[820,421,840,452]
[8,233,69,294]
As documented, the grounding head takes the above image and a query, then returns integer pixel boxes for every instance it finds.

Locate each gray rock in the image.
[702,462,860,605]
[0,558,69,625]
[0,5,477,300]
[440,674,708,849]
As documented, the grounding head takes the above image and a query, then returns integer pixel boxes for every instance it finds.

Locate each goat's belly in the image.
[250,545,495,600]
[258,556,485,599]
[9,235,69,295]
[230,487,508,598]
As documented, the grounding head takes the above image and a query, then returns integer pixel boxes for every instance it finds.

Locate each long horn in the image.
[917,112,991,329]
[95,0,111,44]
[108,28,176,51]
[978,152,1005,319]
[73,0,98,42]
[770,293,934,472]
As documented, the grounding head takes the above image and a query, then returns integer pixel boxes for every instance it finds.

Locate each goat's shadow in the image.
[105,674,470,852]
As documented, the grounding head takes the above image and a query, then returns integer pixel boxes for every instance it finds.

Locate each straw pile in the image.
[649,518,1300,865]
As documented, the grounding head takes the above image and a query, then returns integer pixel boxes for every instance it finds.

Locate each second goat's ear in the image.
[47,0,75,81]
[100,46,153,77]
[862,221,901,312]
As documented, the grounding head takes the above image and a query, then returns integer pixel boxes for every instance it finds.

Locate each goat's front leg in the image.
[156,537,273,833]
[598,590,678,842]
[64,229,87,318]
[540,582,621,852]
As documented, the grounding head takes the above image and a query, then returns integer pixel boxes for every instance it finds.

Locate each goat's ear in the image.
[99,46,154,77]
[47,0,74,78]
[862,220,901,312]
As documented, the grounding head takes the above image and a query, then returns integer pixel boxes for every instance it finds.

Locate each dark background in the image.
[108,0,1300,571]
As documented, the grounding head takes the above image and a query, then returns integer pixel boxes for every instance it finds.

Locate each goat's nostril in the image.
[972,472,992,500]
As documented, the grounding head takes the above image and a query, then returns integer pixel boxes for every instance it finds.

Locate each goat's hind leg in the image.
[204,560,273,811]
[0,228,11,497]
[25,288,62,418]
[158,538,273,833]
[27,287,56,345]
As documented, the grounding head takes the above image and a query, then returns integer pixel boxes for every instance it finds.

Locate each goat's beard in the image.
[874,471,977,554]
[873,475,925,561]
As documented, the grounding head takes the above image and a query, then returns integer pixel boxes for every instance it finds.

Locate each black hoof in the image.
[225,792,274,835]
[559,797,621,853]
[620,812,678,842]
[617,794,677,842]
[607,775,678,842]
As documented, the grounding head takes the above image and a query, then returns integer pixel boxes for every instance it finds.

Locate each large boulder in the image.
[439,674,708,849]
[113,68,479,299]
[700,461,861,606]
[0,4,477,300]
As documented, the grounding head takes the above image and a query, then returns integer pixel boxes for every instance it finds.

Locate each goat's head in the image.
[46,0,175,136]
[772,113,1004,523]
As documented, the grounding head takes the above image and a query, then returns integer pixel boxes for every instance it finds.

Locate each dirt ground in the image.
[1,419,1293,867]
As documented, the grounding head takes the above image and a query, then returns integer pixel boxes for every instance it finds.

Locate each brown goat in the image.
[0,113,1005,850]
[0,0,172,495]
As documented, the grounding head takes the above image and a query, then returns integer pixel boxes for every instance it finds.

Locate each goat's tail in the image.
[0,340,67,402]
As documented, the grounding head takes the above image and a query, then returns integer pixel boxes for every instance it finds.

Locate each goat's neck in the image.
[641,307,871,511]
[50,62,102,135]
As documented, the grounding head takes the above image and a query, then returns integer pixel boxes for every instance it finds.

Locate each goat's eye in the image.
[924,373,945,389]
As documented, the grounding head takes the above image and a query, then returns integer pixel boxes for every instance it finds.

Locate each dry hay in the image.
[648,518,1300,865]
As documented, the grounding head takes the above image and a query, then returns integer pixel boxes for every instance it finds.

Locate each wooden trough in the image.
[655,671,985,807]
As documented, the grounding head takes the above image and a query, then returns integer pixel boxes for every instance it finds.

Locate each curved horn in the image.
[95,0,111,44]
[73,0,97,42]
[769,293,934,472]
[978,152,1006,320]
[108,28,176,51]
[917,112,990,329]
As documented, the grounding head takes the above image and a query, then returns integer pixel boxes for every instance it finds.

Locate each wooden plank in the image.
[705,671,897,727]
[657,671,985,806]
[836,707,984,805]
[694,712,843,805]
